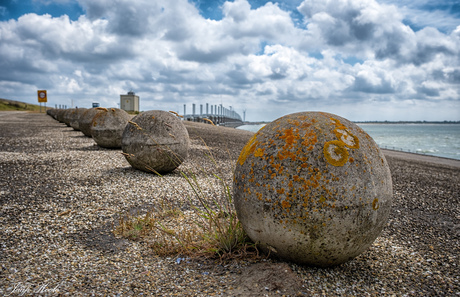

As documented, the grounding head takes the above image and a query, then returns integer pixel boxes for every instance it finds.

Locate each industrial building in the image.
[120,91,139,112]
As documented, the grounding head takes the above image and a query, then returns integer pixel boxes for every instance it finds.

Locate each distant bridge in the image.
[183,103,243,127]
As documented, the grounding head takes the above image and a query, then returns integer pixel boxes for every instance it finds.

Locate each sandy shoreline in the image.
[1,112,459,296]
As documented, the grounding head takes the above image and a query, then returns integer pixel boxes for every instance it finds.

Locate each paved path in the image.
[382,149,460,169]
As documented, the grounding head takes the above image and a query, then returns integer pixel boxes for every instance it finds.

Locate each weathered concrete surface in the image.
[62,108,76,127]
[79,108,105,137]
[121,110,190,173]
[90,108,130,148]
[233,112,393,267]
[55,108,67,123]
[46,108,57,119]
[70,108,87,131]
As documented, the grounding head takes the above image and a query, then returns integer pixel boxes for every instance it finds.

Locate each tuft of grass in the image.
[113,118,258,261]
[177,153,251,257]
[116,210,158,240]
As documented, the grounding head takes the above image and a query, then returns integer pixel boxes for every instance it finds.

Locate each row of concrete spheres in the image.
[46,107,190,173]
[46,108,392,267]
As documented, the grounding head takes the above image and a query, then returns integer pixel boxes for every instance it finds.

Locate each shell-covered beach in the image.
[1,111,459,296]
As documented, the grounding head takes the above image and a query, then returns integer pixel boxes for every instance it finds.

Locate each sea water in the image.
[237,124,266,133]
[358,123,460,160]
[237,123,460,160]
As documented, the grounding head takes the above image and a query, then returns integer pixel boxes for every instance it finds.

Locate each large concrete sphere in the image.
[233,112,392,267]
[79,108,105,137]
[121,110,190,173]
[70,108,87,131]
[90,108,131,148]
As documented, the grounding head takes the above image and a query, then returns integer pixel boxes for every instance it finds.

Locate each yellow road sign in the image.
[37,90,47,103]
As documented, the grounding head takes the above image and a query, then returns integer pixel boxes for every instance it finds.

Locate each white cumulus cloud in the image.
[0,0,458,121]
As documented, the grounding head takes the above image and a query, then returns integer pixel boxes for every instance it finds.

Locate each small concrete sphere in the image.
[79,108,105,137]
[121,110,190,173]
[70,108,87,131]
[46,109,56,118]
[233,112,392,267]
[62,109,76,127]
[90,108,131,148]
[56,109,67,123]
[47,109,60,120]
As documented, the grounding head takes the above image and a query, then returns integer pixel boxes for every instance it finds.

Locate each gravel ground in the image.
[0,111,459,296]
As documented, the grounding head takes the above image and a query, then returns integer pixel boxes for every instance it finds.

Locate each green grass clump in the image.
[0,99,44,112]
[113,118,257,261]
[113,153,256,260]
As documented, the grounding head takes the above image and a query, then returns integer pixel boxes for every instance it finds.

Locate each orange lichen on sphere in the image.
[254,148,265,158]
[323,140,349,167]
[372,198,380,210]
[238,134,258,165]
[233,111,392,267]
[281,200,291,209]
[330,118,360,149]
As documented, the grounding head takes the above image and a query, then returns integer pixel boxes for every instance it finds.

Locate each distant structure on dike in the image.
[183,103,243,127]
[120,91,139,112]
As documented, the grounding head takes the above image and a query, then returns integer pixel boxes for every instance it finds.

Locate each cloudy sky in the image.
[0,0,459,121]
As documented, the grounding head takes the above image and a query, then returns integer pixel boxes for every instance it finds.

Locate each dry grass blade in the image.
[113,120,257,261]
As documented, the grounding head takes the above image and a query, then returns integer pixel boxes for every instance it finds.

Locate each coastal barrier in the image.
[182,103,243,127]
